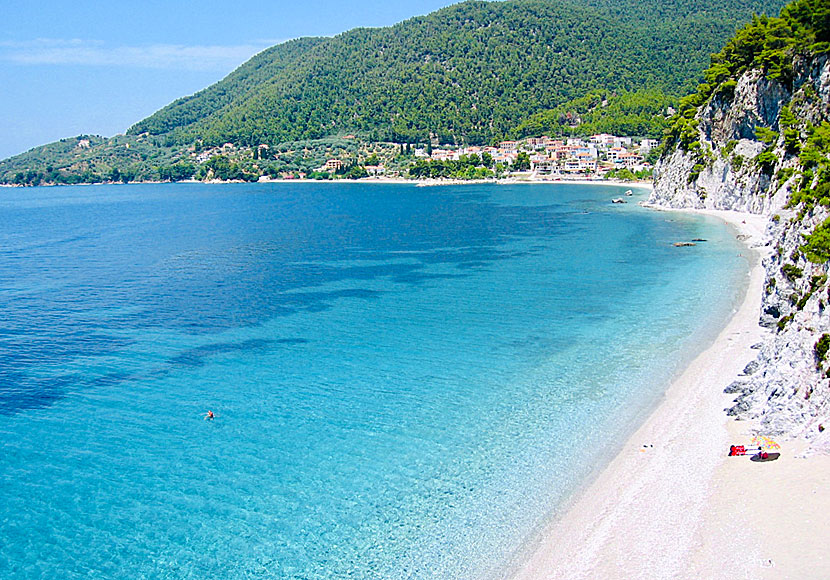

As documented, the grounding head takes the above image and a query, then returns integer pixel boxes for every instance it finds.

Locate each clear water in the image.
[0,182,747,579]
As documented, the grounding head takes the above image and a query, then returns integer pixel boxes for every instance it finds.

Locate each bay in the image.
[0,182,747,579]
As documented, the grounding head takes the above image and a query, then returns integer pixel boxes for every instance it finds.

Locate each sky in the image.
[0,1,460,160]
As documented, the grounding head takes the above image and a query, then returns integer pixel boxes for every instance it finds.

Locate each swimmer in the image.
[204,410,214,420]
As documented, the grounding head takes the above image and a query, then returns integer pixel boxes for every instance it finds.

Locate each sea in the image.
[0,182,748,579]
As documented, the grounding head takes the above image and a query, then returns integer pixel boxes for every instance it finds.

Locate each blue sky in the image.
[0,1,459,160]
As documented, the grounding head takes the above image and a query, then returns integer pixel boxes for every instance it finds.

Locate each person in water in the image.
[204,410,214,420]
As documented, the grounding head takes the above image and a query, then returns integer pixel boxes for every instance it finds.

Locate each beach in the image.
[510,207,830,579]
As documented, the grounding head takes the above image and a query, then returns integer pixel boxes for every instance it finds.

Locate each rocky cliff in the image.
[649,43,830,452]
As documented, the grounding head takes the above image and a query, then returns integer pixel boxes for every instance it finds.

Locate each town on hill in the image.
[1,132,657,186]
[405,134,657,181]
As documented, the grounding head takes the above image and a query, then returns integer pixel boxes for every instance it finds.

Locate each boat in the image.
[625,189,633,196]
[611,198,627,204]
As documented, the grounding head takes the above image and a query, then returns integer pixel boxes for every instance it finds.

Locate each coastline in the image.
[0,175,652,189]
[507,206,828,579]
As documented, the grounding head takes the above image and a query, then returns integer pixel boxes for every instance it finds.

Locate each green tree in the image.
[514,152,531,171]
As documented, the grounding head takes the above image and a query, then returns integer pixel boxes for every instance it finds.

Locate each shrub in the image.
[755,148,778,175]
[756,127,779,145]
[782,263,803,280]
[815,334,830,365]
[722,140,738,157]
[717,79,738,98]
[802,217,830,263]
[777,167,795,187]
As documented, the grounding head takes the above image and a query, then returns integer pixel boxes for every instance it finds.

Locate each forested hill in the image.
[129,0,787,147]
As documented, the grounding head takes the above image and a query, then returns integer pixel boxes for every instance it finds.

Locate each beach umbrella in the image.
[751,435,781,450]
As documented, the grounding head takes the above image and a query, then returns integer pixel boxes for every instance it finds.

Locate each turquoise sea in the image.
[0,182,747,579]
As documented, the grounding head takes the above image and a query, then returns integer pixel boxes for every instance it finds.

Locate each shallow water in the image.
[0,182,747,579]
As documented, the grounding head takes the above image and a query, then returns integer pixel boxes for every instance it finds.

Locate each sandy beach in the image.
[510,207,830,579]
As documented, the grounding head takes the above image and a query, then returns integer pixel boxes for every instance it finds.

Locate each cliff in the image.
[648,4,830,452]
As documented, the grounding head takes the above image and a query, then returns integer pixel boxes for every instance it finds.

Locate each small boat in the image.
[625,189,633,196]
[673,242,696,247]
[612,198,627,204]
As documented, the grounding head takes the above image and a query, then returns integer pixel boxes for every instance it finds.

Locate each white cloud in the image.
[0,38,273,71]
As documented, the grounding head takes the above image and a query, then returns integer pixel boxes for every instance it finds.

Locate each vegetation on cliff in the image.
[651,0,830,436]
[663,0,829,156]
[658,0,830,334]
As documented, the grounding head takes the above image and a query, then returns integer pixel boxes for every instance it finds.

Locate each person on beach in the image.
[204,410,214,420]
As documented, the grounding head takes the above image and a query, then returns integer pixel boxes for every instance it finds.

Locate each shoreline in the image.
[508,207,798,579]
[0,176,653,189]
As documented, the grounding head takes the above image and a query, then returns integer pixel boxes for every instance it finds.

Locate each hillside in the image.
[649,0,830,448]
[129,0,787,148]
[0,0,788,184]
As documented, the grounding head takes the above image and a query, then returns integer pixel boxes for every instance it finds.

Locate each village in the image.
[421,134,657,177]
[187,133,659,182]
[354,133,660,181]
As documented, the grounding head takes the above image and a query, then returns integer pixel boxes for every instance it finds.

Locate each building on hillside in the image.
[550,145,575,161]
[324,159,343,172]
[365,165,386,176]
[579,145,599,158]
[499,140,518,152]
[563,158,582,173]
[590,134,616,148]
[606,147,627,164]
[526,136,551,149]
[639,139,659,154]
[493,152,517,165]
[575,151,597,172]
[431,149,457,161]
[531,157,558,175]
[609,150,643,169]
[529,153,548,167]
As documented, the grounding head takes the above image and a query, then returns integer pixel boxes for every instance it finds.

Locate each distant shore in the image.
[0,175,652,189]
[282,175,651,188]
[509,206,830,579]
